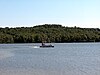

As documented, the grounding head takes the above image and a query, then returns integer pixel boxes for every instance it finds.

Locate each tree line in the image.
[0,24,100,43]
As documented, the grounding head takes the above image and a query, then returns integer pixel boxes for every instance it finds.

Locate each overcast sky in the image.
[0,0,100,28]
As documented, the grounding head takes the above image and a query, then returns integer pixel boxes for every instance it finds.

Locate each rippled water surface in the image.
[0,43,100,75]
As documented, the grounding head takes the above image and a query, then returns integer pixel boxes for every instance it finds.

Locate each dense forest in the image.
[0,24,100,43]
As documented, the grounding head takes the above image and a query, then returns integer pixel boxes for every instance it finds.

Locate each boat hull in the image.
[40,45,54,48]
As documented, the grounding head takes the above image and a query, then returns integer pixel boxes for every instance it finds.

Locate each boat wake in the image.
[33,46,40,48]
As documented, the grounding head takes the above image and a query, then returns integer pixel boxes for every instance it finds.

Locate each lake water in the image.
[0,43,100,75]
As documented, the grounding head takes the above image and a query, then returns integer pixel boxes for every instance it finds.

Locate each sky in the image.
[0,0,100,28]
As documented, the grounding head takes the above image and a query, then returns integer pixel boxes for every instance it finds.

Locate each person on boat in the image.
[42,42,45,46]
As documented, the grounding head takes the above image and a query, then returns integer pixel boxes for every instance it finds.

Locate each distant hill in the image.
[0,24,100,43]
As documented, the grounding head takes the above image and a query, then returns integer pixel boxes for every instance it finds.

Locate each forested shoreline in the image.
[0,24,100,43]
